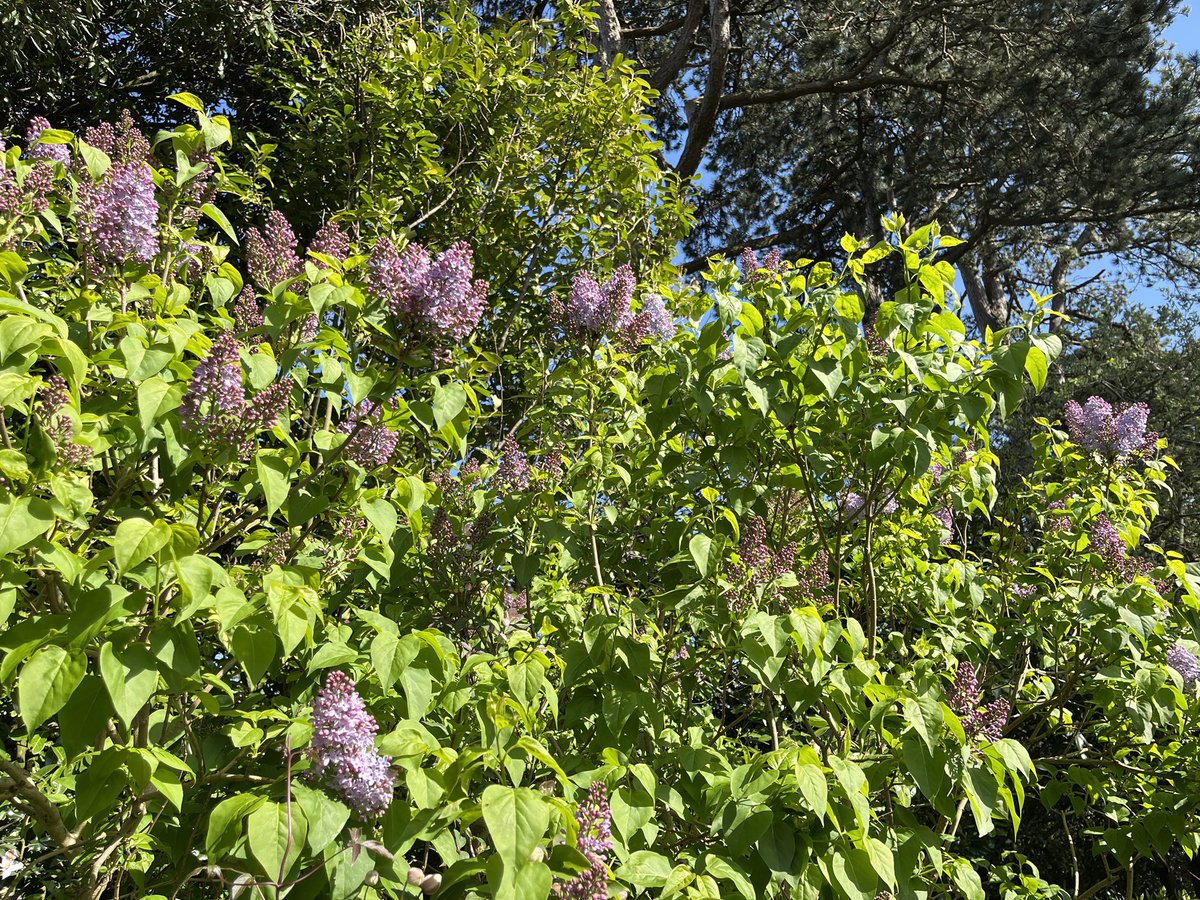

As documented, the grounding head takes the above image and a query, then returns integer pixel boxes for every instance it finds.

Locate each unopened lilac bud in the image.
[245,210,303,293]
[309,220,350,264]
[420,873,442,895]
[338,401,399,468]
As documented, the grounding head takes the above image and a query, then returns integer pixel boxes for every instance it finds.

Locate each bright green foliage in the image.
[0,110,1197,900]
[261,6,691,338]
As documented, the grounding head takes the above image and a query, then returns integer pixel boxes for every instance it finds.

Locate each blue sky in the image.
[1166,6,1199,51]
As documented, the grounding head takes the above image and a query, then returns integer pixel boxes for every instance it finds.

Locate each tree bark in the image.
[674,0,729,179]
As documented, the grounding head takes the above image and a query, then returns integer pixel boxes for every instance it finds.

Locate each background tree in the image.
[553,0,1200,332]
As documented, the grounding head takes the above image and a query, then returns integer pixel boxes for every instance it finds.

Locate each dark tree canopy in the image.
[577,0,1200,332]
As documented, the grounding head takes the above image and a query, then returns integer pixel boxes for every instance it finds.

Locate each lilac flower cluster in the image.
[77,162,159,265]
[839,490,898,522]
[536,449,565,481]
[946,661,1009,742]
[308,220,351,264]
[497,437,532,491]
[1064,397,1158,458]
[864,323,889,357]
[179,333,291,457]
[337,401,400,467]
[1045,500,1071,532]
[1166,643,1199,690]
[309,672,396,817]
[1012,583,1037,600]
[1090,514,1150,582]
[726,517,796,611]
[625,292,676,343]
[25,117,70,165]
[369,238,488,341]
[83,111,150,165]
[39,376,92,467]
[253,532,292,572]
[933,506,954,543]
[502,589,529,629]
[553,783,613,900]
[796,548,831,599]
[429,461,492,569]
[558,265,637,336]
[0,161,54,239]
[738,247,782,281]
[245,210,303,293]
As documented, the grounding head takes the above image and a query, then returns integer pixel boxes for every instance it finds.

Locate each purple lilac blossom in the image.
[1064,397,1157,458]
[503,589,529,628]
[338,400,399,467]
[83,111,150,165]
[633,292,676,341]
[1166,643,1199,689]
[726,517,795,611]
[26,117,70,165]
[39,376,91,467]
[563,265,636,335]
[497,436,532,491]
[369,238,487,340]
[536,449,564,481]
[245,210,303,293]
[946,661,1009,742]
[309,672,396,817]
[933,506,954,541]
[77,162,158,265]
[180,333,290,457]
[739,247,781,281]
[309,220,351,263]
[1090,514,1151,581]
[553,783,613,900]
[797,549,831,599]
[231,292,264,331]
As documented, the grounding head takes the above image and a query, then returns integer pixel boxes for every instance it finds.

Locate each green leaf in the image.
[732,335,766,378]
[256,452,291,516]
[206,794,264,859]
[481,785,551,870]
[201,202,238,243]
[293,783,350,854]
[99,642,159,728]
[361,496,398,543]
[230,620,276,686]
[168,92,206,112]
[702,855,755,900]
[794,763,827,820]
[112,518,172,574]
[432,382,468,430]
[689,532,720,578]
[863,837,895,888]
[247,800,308,880]
[618,851,674,888]
[1024,344,1048,392]
[806,356,843,399]
[19,645,86,731]
[136,376,181,434]
[0,496,55,557]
